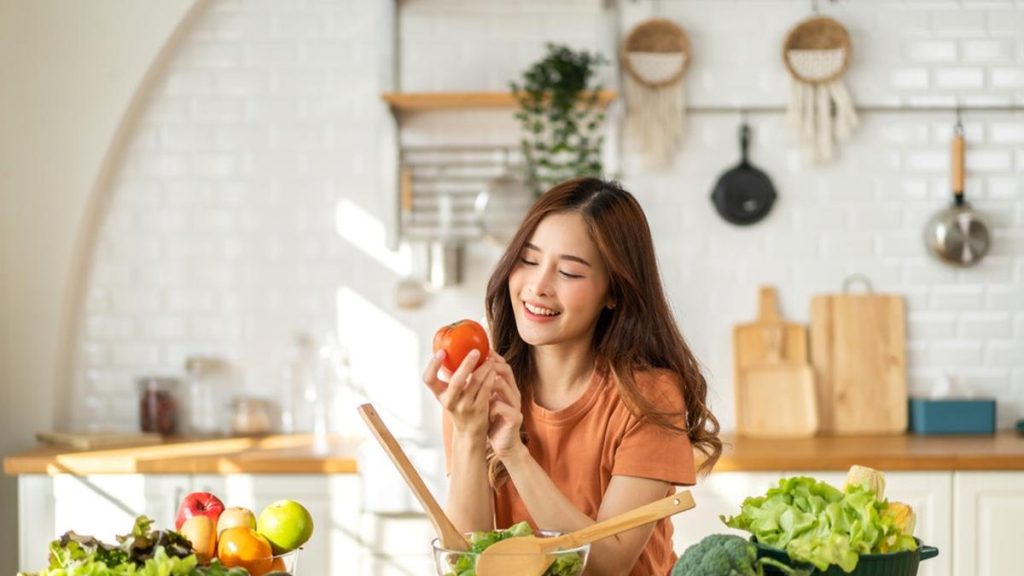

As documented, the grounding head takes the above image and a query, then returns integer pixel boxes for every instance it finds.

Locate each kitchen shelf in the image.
[381,90,618,111]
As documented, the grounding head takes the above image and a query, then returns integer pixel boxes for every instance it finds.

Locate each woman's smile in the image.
[523,300,561,321]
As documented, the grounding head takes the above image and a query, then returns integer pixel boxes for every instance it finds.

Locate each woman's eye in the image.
[559,271,583,279]
[519,257,537,266]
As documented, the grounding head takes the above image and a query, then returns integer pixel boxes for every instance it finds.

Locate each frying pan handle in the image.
[739,123,751,163]
[951,130,965,201]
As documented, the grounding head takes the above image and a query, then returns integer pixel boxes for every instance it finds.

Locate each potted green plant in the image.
[510,43,608,196]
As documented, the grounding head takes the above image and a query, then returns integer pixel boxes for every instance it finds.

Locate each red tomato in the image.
[433,319,490,373]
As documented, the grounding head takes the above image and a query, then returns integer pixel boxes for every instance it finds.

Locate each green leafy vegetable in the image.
[721,476,917,572]
[671,533,810,576]
[441,521,584,576]
[17,516,251,576]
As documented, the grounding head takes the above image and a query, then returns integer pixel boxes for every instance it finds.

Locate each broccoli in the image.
[671,534,811,576]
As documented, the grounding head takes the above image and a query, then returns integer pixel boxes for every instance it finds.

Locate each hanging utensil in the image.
[357,404,470,551]
[474,150,532,246]
[923,116,991,266]
[710,122,777,225]
[396,167,427,309]
[475,491,695,576]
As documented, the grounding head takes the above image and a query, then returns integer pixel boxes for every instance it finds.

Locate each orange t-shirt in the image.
[444,367,696,576]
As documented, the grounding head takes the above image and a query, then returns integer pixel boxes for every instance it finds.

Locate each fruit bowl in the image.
[269,548,300,574]
[432,531,589,576]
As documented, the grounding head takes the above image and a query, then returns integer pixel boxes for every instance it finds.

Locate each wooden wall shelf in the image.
[381,90,618,111]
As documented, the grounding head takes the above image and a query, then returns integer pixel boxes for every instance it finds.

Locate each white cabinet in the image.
[16,473,362,575]
[19,474,192,571]
[953,471,1024,576]
[18,470,1024,575]
[193,474,363,576]
[671,471,785,552]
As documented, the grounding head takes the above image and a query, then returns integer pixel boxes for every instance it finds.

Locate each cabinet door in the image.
[953,471,1024,576]
[51,475,191,541]
[18,476,55,572]
[357,512,435,576]
[671,471,785,553]
[18,475,190,571]
[807,471,952,576]
[193,474,361,575]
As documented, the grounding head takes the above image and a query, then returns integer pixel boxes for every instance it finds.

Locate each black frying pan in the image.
[711,123,776,226]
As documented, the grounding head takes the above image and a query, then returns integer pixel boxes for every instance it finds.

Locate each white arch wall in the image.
[68,0,395,431]
[0,0,200,570]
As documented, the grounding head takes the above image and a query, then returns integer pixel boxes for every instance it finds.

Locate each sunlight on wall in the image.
[336,286,423,434]
[335,198,410,277]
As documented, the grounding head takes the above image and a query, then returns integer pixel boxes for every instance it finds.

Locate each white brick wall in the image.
[74,0,1024,443]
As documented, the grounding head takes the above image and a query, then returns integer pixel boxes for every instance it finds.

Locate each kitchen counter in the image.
[3,433,361,475]
[710,431,1024,472]
[5,431,1024,476]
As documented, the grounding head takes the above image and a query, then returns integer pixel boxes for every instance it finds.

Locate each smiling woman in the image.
[423,177,722,576]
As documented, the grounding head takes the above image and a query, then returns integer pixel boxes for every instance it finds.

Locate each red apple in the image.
[175,491,226,530]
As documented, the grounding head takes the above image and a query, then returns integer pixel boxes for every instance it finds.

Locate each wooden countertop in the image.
[710,431,1024,472]
[6,431,1024,476]
[3,434,362,475]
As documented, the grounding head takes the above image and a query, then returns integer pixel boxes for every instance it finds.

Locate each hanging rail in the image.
[685,104,1024,115]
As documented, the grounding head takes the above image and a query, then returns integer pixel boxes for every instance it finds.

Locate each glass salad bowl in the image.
[432,530,589,576]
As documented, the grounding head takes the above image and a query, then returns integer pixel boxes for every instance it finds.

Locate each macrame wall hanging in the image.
[622,18,691,169]
[783,15,858,163]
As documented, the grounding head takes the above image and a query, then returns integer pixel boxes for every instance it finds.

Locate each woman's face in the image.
[508,212,612,349]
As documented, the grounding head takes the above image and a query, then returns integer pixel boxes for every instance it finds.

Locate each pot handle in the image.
[952,120,965,202]
[919,545,940,561]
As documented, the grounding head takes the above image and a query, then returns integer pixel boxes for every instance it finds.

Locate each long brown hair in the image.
[485,177,721,485]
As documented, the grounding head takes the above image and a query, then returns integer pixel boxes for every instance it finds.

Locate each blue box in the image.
[909,398,996,435]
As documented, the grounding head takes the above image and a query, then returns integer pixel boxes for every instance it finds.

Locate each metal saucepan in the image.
[710,122,777,226]
[923,119,991,266]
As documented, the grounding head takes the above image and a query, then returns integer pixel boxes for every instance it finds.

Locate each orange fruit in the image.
[217,527,273,575]
[270,556,287,571]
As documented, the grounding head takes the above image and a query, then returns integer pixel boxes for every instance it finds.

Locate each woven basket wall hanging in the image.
[622,18,691,169]
[783,15,858,163]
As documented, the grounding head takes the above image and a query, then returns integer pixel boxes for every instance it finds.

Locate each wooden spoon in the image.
[357,403,469,551]
[476,490,695,576]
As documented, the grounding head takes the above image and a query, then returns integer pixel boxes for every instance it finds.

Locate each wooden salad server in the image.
[476,490,695,576]
[357,403,469,551]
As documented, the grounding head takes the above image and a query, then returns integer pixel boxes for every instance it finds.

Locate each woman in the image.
[424,177,721,575]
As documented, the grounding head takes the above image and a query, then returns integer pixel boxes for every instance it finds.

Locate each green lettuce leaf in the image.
[721,476,918,572]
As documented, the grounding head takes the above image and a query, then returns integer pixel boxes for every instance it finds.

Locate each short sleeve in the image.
[611,372,697,486]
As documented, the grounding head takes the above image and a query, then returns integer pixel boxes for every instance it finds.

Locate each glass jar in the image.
[231,397,274,436]
[137,376,180,435]
[184,356,229,436]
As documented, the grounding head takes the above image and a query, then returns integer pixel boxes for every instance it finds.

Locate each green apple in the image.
[257,499,314,554]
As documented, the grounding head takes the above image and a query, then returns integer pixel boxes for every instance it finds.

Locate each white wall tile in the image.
[72,0,1024,436]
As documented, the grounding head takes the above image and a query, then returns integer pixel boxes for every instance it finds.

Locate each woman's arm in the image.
[424,348,497,532]
[501,443,671,576]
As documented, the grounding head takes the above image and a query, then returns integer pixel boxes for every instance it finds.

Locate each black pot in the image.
[755,538,939,576]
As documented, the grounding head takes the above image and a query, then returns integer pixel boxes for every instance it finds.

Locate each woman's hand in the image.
[487,353,525,459]
[424,348,496,438]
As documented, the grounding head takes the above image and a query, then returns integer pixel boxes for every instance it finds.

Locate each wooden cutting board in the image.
[736,327,819,438]
[733,286,817,437]
[733,285,808,370]
[810,291,907,434]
